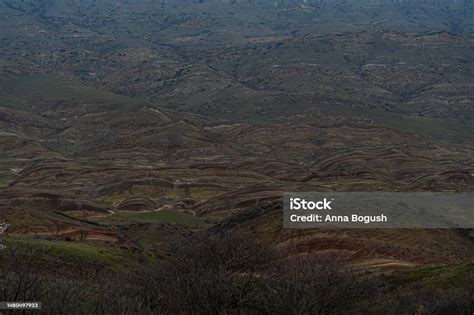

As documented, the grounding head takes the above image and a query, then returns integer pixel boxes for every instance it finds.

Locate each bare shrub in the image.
[0,241,47,304]
[131,230,277,314]
[254,255,375,314]
[1,233,472,315]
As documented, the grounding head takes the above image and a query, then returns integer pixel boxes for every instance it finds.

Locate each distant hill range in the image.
[1,0,473,34]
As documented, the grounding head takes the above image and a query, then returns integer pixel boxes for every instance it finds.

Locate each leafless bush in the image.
[1,234,473,315]
[253,255,376,315]
[128,230,277,314]
[373,271,474,315]
[0,241,47,304]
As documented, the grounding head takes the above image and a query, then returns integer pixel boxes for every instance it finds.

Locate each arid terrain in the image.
[0,0,473,313]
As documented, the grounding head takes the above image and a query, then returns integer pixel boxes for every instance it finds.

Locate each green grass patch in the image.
[0,74,134,107]
[360,108,474,141]
[392,262,474,289]
[94,199,114,208]
[104,209,209,228]
[0,94,24,107]
[47,240,134,267]
[56,142,87,156]
[0,173,15,187]
[4,238,137,269]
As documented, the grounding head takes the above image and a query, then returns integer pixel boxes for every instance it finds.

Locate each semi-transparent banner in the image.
[283,192,474,228]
